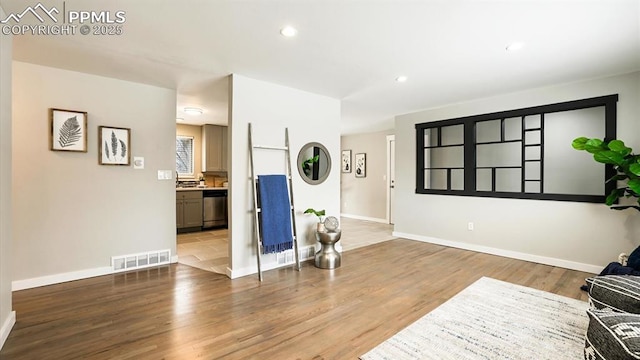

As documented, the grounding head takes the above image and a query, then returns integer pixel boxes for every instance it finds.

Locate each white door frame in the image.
[386,135,395,224]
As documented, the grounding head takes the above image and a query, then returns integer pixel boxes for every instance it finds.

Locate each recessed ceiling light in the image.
[176,118,184,122]
[506,42,524,52]
[183,107,203,116]
[280,26,297,37]
[396,76,408,83]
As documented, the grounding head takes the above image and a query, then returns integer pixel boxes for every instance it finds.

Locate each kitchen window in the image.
[176,135,194,176]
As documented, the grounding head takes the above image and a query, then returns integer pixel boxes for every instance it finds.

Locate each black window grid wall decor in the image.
[415,94,618,203]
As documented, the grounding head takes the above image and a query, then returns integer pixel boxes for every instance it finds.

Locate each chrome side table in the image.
[315,230,341,269]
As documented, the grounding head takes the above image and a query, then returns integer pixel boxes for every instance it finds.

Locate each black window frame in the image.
[415,94,618,203]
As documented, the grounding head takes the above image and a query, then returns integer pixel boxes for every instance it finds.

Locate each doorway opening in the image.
[386,135,395,225]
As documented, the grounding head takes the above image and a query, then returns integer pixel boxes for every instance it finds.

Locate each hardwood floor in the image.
[1,238,593,360]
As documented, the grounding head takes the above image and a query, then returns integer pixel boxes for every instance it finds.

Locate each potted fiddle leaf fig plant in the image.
[572,137,640,211]
[304,208,326,232]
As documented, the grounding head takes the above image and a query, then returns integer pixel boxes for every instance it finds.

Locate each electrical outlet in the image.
[467,222,474,231]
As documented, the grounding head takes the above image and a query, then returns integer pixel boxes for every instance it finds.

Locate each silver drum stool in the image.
[315,230,341,269]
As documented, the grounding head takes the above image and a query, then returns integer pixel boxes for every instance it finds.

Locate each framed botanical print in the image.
[50,108,87,152]
[99,126,131,165]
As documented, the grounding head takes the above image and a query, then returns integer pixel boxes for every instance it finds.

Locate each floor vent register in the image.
[111,249,171,273]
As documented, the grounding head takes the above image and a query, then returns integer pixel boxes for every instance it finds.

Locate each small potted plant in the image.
[304,208,326,232]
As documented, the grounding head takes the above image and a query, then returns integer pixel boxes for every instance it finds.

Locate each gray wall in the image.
[12,62,177,285]
[341,130,394,222]
[0,5,15,348]
[394,72,640,272]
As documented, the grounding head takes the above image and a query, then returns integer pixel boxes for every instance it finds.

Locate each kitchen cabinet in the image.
[176,191,203,229]
[176,198,184,228]
[201,124,228,172]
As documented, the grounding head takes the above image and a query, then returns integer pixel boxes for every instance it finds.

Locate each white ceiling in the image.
[2,0,639,134]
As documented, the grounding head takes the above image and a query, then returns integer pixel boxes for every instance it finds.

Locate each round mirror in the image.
[297,142,331,185]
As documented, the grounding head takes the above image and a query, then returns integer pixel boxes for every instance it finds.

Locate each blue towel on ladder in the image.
[258,175,293,254]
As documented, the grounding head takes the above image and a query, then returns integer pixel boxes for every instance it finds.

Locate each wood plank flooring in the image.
[1,238,593,359]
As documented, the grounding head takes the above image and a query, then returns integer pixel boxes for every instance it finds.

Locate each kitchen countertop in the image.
[176,187,228,191]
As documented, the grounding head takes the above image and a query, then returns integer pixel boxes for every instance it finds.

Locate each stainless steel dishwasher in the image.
[202,190,227,228]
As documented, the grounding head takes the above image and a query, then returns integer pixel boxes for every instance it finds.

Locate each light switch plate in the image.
[157,170,173,180]
[133,156,144,169]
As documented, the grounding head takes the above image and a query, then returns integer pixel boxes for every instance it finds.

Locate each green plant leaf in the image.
[608,140,632,156]
[630,163,640,176]
[605,188,625,206]
[585,138,605,153]
[594,151,624,165]
[628,179,640,196]
[571,137,589,150]
[303,208,325,219]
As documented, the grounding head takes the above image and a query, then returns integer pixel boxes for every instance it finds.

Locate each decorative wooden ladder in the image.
[248,123,301,281]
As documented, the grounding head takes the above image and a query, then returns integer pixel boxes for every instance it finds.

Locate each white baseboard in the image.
[0,311,15,350]
[13,253,178,291]
[341,213,388,224]
[12,266,112,291]
[227,255,315,280]
[228,261,293,279]
[393,231,602,274]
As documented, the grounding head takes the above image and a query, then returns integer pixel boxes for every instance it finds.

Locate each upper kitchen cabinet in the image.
[201,124,228,172]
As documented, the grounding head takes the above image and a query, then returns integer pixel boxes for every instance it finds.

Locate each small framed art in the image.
[50,108,87,152]
[355,153,366,178]
[341,150,352,173]
[99,126,131,165]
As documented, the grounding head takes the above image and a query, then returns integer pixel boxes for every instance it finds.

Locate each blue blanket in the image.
[257,175,293,254]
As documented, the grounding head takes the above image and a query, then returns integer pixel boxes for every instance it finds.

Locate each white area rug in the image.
[361,277,589,360]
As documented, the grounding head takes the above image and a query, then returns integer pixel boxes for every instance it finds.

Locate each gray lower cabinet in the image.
[176,199,184,228]
[176,191,203,229]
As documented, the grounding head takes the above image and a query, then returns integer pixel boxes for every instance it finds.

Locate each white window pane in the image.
[176,136,194,175]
